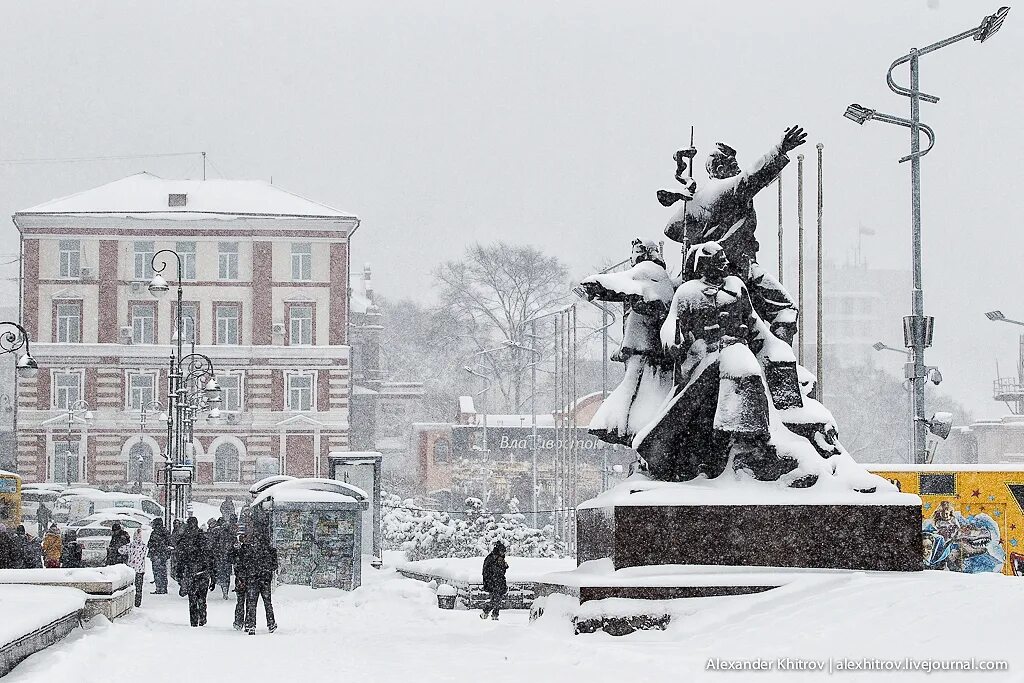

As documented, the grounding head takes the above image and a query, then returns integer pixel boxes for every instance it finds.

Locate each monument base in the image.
[578,502,922,572]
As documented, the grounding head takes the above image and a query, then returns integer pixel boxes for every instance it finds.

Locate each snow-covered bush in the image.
[382,491,568,561]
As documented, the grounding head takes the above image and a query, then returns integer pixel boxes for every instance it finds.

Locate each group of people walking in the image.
[0,504,279,635]
[0,523,81,569]
[146,514,278,634]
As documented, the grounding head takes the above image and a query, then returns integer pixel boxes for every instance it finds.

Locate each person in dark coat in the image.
[0,526,16,569]
[480,541,509,620]
[215,519,237,600]
[175,517,215,627]
[14,525,40,569]
[239,528,278,635]
[169,519,185,584]
[105,523,130,566]
[60,530,83,569]
[147,518,172,594]
[36,503,52,532]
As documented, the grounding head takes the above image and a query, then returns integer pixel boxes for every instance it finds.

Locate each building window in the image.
[130,302,157,344]
[55,301,82,343]
[219,374,243,411]
[214,442,240,483]
[288,304,313,345]
[214,304,240,345]
[172,301,199,344]
[53,372,83,410]
[128,373,156,410]
[134,241,155,280]
[254,457,280,480]
[128,441,155,483]
[176,241,197,280]
[218,242,239,280]
[53,442,80,484]
[286,373,315,411]
[291,243,312,281]
[59,240,81,279]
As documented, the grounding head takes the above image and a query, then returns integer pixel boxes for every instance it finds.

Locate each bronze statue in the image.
[580,239,675,446]
[665,126,806,344]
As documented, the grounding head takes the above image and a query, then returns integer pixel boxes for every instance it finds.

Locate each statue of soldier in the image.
[665,125,806,344]
[635,242,803,484]
[580,239,675,446]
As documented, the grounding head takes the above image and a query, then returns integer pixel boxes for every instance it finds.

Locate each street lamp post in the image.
[844,7,1009,464]
[134,400,165,494]
[148,251,222,527]
[62,400,93,487]
[0,321,40,378]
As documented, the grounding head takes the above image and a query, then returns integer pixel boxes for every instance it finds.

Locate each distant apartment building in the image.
[817,260,911,366]
[12,172,358,500]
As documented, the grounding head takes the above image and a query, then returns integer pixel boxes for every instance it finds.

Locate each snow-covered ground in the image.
[397,555,575,583]
[0,585,85,647]
[5,561,1024,683]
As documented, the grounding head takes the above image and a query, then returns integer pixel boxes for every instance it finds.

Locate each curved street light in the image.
[0,321,39,378]
[844,7,1009,464]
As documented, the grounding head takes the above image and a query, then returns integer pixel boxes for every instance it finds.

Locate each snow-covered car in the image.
[73,519,151,566]
[92,507,155,525]
[67,512,153,532]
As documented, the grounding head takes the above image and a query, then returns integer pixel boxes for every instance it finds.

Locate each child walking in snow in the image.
[119,528,149,607]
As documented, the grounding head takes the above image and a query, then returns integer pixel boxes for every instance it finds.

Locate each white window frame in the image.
[213,443,241,483]
[134,241,155,280]
[215,304,240,345]
[55,301,82,344]
[285,372,316,412]
[127,372,157,410]
[52,370,84,410]
[218,372,244,412]
[130,303,156,345]
[58,240,81,279]
[218,242,239,280]
[288,304,313,346]
[174,302,198,345]
[291,242,312,281]
[176,241,197,280]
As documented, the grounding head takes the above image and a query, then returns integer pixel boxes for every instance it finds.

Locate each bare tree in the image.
[434,242,570,412]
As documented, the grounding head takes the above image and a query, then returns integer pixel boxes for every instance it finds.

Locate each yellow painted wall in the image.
[870,467,1024,577]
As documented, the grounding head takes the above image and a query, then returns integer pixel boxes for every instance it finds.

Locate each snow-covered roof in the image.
[16,172,356,221]
[251,477,369,508]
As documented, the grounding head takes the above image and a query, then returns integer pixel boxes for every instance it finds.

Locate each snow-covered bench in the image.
[0,585,86,677]
[396,557,576,610]
[0,565,136,621]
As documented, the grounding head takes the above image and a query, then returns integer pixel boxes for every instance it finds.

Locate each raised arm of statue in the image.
[734,125,806,202]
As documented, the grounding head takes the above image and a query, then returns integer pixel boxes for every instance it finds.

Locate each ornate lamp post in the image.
[843,7,1009,464]
[0,321,40,378]
[62,399,93,487]
[148,251,222,526]
[133,400,165,494]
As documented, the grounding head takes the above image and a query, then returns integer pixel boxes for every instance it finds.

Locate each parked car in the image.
[54,492,163,524]
[92,507,155,524]
[67,512,152,531]
[74,519,151,566]
[19,488,62,522]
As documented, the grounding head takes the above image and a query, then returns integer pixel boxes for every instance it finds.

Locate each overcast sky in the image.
[0,0,1020,418]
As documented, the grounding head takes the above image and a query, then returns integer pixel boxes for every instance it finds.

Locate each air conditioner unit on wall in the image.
[272,323,285,335]
[225,412,240,424]
[130,282,144,294]
[80,266,94,281]
[119,326,133,345]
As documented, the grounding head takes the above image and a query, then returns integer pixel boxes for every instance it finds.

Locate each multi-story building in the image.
[12,172,359,500]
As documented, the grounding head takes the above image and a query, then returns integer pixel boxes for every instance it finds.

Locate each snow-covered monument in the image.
[572,126,922,580]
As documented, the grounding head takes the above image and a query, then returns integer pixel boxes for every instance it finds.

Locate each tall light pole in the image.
[62,400,93,487]
[133,400,164,494]
[844,7,1009,464]
[148,250,221,526]
[985,310,1024,414]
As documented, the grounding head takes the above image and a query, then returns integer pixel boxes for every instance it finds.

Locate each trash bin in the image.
[436,584,457,609]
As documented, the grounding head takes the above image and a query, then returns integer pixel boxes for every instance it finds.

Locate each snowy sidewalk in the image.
[6,565,1024,683]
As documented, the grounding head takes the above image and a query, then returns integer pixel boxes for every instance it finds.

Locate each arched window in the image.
[214,442,240,483]
[128,441,155,483]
